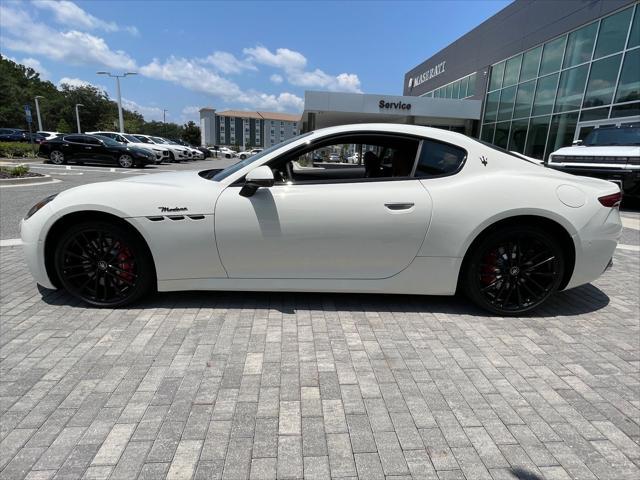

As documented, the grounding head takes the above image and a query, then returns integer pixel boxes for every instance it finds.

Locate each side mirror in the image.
[240,166,274,197]
[572,139,583,146]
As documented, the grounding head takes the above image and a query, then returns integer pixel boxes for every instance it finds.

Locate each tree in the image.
[56,118,72,133]
[181,121,201,145]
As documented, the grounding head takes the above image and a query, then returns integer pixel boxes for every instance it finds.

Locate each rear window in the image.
[414,139,467,177]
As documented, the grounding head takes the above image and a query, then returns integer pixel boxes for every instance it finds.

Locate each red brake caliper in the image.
[481,250,498,285]
[116,245,135,283]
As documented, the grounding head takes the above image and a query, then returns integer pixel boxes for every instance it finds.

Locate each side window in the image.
[268,134,420,184]
[414,139,467,177]
[82,136,102,145]
[64,135,84,143]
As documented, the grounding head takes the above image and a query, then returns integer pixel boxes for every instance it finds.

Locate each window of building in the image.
[580,107,610,122]
[503,55,522,87]
[611,102,640,118]
[467,73,476,96]
[489,61,505,91]
[546,112,579,155]
[563,22,597,68]
[497,85,516,121]
[508,119,529,153]
[531,73,559,116]
[524,115,550,158]
[483,90,500,123]
[480,123,495,143]
[494,122,510,149]
[452,80,460,99]
[615,48,640,103]
[554,64,588,112]
[520,46,542,82]
[594,7,634,59]
[460,76,469,98]
[582,54,622,108]
[513,80,535,119]
[446,83,453,98]
[539,36,566,76]
[628,5,639,49]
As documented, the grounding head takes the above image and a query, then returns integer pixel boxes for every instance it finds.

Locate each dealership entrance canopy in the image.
[300,91,482,134]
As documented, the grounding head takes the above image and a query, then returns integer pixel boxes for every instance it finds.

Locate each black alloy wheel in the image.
[54,222,153,307]
[464,226,564,315]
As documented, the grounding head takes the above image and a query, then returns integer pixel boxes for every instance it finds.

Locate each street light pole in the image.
[75,104,84,133]
[34,96,44,131]
[96,71,138,133]
[163,109,168,136]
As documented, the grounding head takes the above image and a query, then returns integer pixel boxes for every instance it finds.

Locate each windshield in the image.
[211,132,313,181]
[94,135,120,146]
[134,135,152,143]
[151,136,168,144]
[583,127,640,146]
[123,134,141,143]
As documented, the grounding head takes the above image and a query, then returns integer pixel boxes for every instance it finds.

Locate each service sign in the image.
[24,104,32,124]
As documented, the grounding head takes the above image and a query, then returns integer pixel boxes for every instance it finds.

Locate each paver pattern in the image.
[0,237,638,479]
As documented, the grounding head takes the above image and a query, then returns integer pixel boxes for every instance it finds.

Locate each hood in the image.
[54,170,223,217]
[550,145,640,157]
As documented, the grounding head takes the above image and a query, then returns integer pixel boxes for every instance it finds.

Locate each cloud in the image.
[243,45,361,93]
[58,77,106,92]
[21,57,50,79]
[270,74,283,84]
[201,51,256,74]
[121,98,165,122]
[180,106,201,123]
[32,0,138,35]
[0,4,137,70]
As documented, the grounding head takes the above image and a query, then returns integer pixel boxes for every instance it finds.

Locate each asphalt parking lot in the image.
[0,158,639,480]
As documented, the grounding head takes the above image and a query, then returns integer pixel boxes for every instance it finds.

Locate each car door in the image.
[214,173,432,280]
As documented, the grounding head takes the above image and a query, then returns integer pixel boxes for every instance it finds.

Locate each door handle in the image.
[384,202,414,210]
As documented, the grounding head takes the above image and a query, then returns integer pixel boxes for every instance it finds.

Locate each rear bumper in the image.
[564,207,622,290]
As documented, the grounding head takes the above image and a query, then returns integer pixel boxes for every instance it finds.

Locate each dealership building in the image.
[404,0,639,159]
[200,108,300,148]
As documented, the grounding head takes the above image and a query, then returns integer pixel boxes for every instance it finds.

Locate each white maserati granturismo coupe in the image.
[20,124,622,315]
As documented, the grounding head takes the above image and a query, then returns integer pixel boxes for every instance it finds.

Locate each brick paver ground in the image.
[0,240,638,480]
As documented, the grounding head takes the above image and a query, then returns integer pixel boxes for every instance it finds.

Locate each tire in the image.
[462,225,564,316]
[118,154,134,168]
[54,221,154,307]
[50,150,66,165]
[168,151,177,163]
[240,154,247,160]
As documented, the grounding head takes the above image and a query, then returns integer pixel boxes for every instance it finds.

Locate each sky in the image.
[0,0,511,124]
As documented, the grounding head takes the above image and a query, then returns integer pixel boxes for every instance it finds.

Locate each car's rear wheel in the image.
[118,154,133,168]
[463,226,564,315]
[50,150,65,165]
[54,221,153,307]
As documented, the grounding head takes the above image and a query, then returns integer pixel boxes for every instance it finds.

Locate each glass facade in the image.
[423,72,477,99]
[480,3,640,159]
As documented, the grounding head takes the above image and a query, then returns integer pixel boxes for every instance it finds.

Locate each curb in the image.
[0,174,54,186]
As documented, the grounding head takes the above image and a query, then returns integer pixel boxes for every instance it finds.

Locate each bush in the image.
[0,142,37,159]
[0,164,30,176]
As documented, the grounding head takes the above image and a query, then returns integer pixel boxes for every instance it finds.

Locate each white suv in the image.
[548,125,639,200]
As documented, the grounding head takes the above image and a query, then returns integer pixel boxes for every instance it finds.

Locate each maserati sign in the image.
[409,61,446,88]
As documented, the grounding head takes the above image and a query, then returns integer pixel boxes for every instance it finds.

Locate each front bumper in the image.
[20,211,56,289]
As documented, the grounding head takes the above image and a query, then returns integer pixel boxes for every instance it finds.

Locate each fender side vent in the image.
[188,215,205,220]
[167,215,185,221]
[147,216,164,222]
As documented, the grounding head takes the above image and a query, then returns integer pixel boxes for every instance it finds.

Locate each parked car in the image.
[0,128,28,141]
[37,131,63,141]
[38,134,156,168]
[132,134,190,162]
[22,124,621,315]
[547,125,639,200]
[86,131,169,164]
[328,153,340,162]
[239,148,263,160]
[165,139,203,160]
[216,147,237,159]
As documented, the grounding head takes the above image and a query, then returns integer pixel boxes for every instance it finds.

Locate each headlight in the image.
[25,194,58,220]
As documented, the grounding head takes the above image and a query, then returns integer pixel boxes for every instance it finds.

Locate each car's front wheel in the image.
[54,221,154,307]
[462,225,564,315]
[50,150,65,165]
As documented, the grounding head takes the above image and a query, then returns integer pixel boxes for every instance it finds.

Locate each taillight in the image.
[598,192,622,208]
